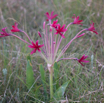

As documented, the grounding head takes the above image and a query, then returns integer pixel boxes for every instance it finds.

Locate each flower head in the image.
[51,20,59,28]
[11,22,21,32]
[28,40,44,55]
[0,27,11,37]
[55,24,67,38]
[77,54,89,66]
[72,14,83,25]
[45,11,58,21]
[87,22,98,34]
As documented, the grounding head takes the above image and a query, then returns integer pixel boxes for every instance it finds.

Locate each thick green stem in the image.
[50,70,53,99]
[47,64,54,99]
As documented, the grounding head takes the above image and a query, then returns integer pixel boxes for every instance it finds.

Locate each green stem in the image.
[50,70,53,99]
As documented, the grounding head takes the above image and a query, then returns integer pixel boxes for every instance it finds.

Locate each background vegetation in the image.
[0,0,104,102]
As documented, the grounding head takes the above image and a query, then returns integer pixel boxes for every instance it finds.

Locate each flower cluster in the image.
[0,11,98,67]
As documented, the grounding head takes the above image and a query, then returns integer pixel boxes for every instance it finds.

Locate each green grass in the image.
[0,0,104,102]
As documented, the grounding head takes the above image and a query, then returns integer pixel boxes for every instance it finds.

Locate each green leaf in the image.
[53,62,59,78]
[35,85,42,98]
[26,60,35,89]
[27,54,31,62]
[53,81,69,99]
[39,64,45,82]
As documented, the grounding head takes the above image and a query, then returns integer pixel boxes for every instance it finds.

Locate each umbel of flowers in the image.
[0,11,98,99]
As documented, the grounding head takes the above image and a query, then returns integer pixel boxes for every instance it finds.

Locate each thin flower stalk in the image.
[57,58,77,62]
[56,28,87,61]
[11,33,31,45]
[0,27,31,45]
[54,22,73,59]
[21,30,32,42]
[46,25,50,59]
[62,29,87,52]
[52,30,55,61]
[42,23,50,61]
[55,22,76,52]
[44,25,48,56]
[50,20,53,62]
[11,23,32,42]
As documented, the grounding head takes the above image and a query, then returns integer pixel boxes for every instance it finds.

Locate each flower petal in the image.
[28,45,34,48]
[38,49,41,52]
[81,60,89,63]
[36,40,39,46]
[39,44,44,48]
[30,49,36,55]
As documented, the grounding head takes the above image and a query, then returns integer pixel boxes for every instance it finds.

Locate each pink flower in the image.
[11,22,21,32]
[87,22,98,34]
[38,31,42,37]
[28,40,44,55]
[55,24,67,38]
[77,54,89,66]
[0,27,11,37]
[51,20,59,28]
[45,11,58,21]
[72,14,83,25]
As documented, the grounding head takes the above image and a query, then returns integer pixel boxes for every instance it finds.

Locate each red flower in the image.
[88,22,98,34]
[45,11,58,21]
[77,54,89,66]
[28,40,44,55]
[11,22,21,32]
[0,27,11,37]
[72,14,83,25]
[55,24,67,38]
[51,20,59,28]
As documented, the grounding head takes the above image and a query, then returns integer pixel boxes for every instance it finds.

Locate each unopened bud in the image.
[38,31,42,37]
[77,33,85,38]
